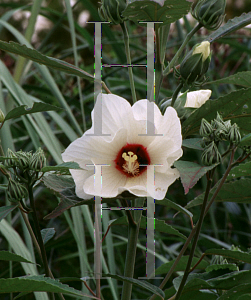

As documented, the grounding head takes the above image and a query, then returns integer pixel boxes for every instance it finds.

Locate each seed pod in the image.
[201,141,221,165]
[5,149,18,168]
[228,123,241,144]
[200,118,213,137]
[30,148,46,171]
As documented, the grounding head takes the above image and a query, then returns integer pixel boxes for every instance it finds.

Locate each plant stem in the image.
[174,170,213,300]
[121,198,144,300]
[171,82,183,107]
[121,22,137,104]
[163,23,202,76]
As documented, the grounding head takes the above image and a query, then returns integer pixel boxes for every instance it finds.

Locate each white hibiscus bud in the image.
[184,89,212,108]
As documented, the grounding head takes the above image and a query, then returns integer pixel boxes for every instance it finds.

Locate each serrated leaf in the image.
[182,138,204,150]
[207,12,251,43]
[4,102,61,121]
[111,215,186,239]
[227,161,251,181]
[206,264,238,273]
[0,41,94,81]
[182,87,251,138]
[207,71,251,87]
[41,228,56,244]
[0,251,34,264]
[156,198,193,218]
[155,256,209,275]
[0,205,18,222]
[123,0,191,27]
[104,273,165,299]
[174,161,218,194]
[186,178,251,209]
[204,249,251,264]
[41,162,81,173]
[0,275,97,298]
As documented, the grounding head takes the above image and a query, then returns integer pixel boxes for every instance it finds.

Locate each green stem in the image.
[174,171,213,300]
[163,23,202,76]
[27,185,55,300]
[171,82,183,107]
[155,24,163,104]
[121,198,144,300]
[121,22,137,104]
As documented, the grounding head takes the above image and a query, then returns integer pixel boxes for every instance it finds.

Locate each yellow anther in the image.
[122,151,139,176]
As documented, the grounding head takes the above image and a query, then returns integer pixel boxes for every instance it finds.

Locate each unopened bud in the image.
[200,118,213,137]
[99,0,127,24]
[192,0,226,30]
[214,120,228,141]
[16,151,32,169]
[7,179,27,203]
[228,123,241,144]
[5,149,18,168]
[180,41,211,85]
[201,141,221,165]
[30,148,46,171]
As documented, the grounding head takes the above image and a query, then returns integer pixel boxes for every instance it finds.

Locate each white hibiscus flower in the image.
[184,89,212,108]
[62,94,183,200]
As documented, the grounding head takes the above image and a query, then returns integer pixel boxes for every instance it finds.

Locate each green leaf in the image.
[237,295,251,300]
[123,0,191,27]
[182,87,251,138]
[206,264,238,272]
[104,273,165,299]
[111,216,186,239]
[0,275,97,298]
[207,71,251,88]
[227,161,251,181]
[186,178,251,209]
[217,284,251,300]
[204,249,251,264]
[41,162,81,173]
[41,228,56,244]
[0,205,18,222]
[179,290,217,300]
[0,41,94,81]
[239,133,251,147]
[4,102,61,121]
[207,11,251,43]
[174,161,218,194]
[156,198,193,218]
[182,138,204,150]
[155,256,209,275]
[0,251,34,264]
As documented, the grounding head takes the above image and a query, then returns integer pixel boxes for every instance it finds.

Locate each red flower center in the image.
[114,143,151,178]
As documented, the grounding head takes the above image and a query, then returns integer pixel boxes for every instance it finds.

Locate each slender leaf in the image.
[156,198,193,218]
[204,249,251,264]
[207,71,251,88]
[0,251,34,264]
[41,162,81,173]
[104,273,165,299]
[4,102,61,121]
[0,40,94,81]
[207,11,251,43]
[0,275,97,298]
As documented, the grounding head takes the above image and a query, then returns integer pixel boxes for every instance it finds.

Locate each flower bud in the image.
[99,0,127,24]
[30,148,46,171]
[5,148,18,168]
[180,41,211,85]
[228,123,241,144]
[184,89,212,108]
[192,0,226,30]
[200,118,213,137]
[214,120,228,141]
[15,151,32,169]
[7,179,28,203]
[0,108,5,123]
[201,141,221,165]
